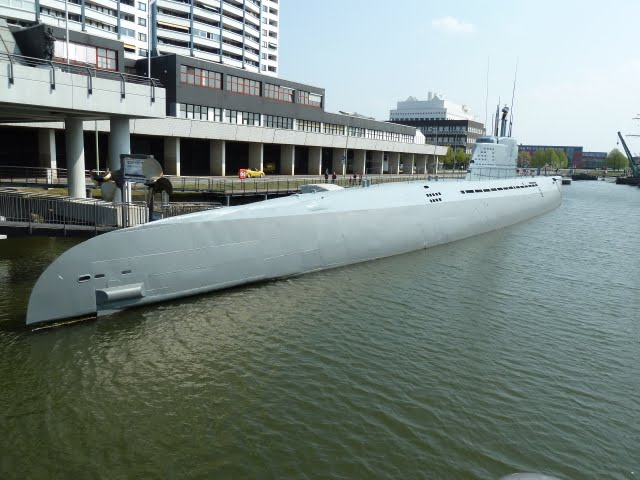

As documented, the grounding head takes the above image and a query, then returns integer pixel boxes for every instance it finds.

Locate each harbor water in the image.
[1,180,639,479]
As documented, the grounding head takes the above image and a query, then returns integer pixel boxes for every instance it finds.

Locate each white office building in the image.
[390,92,476,122]
[0,0,280,76]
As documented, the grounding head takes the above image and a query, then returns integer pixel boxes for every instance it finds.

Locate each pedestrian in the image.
[352,172,357,186]
[324,171,329,183]
[331,171,337,183]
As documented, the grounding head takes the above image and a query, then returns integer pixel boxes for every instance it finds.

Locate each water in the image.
[1,181,639,479]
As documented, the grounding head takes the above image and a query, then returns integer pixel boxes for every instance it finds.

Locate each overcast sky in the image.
[279,0,640,153]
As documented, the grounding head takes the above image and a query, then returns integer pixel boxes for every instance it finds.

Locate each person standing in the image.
[331,172,337,183]
[324,171,329,183]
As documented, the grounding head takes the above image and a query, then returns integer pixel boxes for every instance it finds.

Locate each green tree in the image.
[518,150,531,167]
[530,149,546,168]
[554,150,569,168]
[546,149,559,168]
[607,148,628,171]
[444,146,454,168]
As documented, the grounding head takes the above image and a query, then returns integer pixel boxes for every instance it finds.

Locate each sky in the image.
[279,0,640,153]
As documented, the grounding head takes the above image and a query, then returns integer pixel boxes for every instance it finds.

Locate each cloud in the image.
[432,16,475,34]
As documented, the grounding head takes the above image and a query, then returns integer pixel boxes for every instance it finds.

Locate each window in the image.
[242,112,261,126]
[138,17,146,26]
[97,47,117,70]
[297,120,321,133]
[138,1,146,11]
[139,48,148,57]
[297,90,322,108]
[179,104,223,122]
[138,32,147,42]
[264,115,293,129]
[227,75,261,96]
[264,83,293,102]
[225,110,238,124]
[179,65,222,89]
[323,123,345,135]
[120,27,135,37]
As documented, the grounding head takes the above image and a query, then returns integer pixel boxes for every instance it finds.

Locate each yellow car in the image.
[244,168,265,178]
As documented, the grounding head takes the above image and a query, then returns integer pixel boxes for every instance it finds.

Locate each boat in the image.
[26,109,563,326]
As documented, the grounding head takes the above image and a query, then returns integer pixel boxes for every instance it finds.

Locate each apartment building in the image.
[1,0,280,75]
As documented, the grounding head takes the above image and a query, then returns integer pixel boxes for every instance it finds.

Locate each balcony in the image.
[157,43,190,56]
[221,14,243,31]
[156,11,191,29]
[84,8,117,26]
[158,0,192,14]
[192,6,220,24]
[156,27,190,42]
[221,42,242,57]
[221,56,243,69]
[221,27,243,43]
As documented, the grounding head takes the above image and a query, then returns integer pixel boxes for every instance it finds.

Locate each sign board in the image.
[120,154,162,183]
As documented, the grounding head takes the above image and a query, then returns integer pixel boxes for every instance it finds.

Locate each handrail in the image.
[7,55,14,84]
[85,66,93,95]
[0,52,163,89]
[48,60,55,90]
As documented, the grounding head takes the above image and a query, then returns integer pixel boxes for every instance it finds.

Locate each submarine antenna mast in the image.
[484,56,490,135]
[494,99,500,137]
[508,58,519,137]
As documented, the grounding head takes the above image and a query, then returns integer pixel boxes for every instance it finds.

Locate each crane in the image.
[617,131,639,178]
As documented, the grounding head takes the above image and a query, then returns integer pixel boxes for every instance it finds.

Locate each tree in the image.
[607,148,628,171]
[518,150,531,168]
[530,149,547,168]
[554,150,569,169]
[444,146,454,168]
[546,149,559,168]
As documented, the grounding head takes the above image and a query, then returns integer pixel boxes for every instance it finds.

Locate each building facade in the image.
[1,0,280,76]
[1,23,446,179]
[518,145,584,168]
[389,93,484,153]
[581,151,607,169]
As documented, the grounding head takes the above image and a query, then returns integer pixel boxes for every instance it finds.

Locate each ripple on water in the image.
[1,181,639,479]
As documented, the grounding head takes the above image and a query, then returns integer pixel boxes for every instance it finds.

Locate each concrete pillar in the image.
[38,129,57,169]
[280,144,295,175]
[248,143,263,171]
[402,153,415,174]
[331,148,343,175]
[353,150,366,175]
[371,150,384,174]
[64,119,86,199]
[107,118,131,202]
[38,128,57,181]
[209,139,225,176]
[309,146,322,176]
[108,118,131,172]
[388,152,400,174]
[164,137,180,176]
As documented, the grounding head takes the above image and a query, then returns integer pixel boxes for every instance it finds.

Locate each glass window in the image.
[138,2,146,11]
[297,90,322,108]
[138,17,147,26]
[97,47,117,70]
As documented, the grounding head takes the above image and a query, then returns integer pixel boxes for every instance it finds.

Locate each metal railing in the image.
[159,202,222,218]
[0,189,148,233]
[0,166,73,186]
[1,52,161,101]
